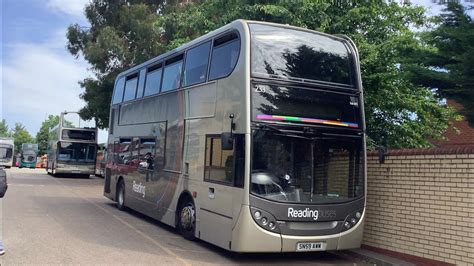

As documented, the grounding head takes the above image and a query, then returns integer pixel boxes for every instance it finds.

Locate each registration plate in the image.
[296,242,325,252]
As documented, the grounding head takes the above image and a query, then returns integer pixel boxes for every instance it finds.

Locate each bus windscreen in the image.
[0,145,13,160]
[252,84,360,128]
[250,24,354,86]
[58,142,96,162]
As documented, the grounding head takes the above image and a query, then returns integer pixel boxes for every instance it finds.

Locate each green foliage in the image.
[0,119,10,138]
[67,1,166,128]
[11,123,35,152]
[36,115,60,156]
[405,1,474,127]
[68,0,457,148]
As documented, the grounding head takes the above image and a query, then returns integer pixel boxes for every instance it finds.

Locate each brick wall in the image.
[363,147,474,265]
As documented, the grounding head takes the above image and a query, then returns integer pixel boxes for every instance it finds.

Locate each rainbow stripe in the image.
[256,114,359,128]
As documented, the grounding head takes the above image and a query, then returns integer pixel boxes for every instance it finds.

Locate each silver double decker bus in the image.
[46,112,98,177]
[104,20,366,252]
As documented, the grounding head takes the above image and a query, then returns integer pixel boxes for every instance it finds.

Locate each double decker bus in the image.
[19,143,38,168]
[0,138,14,168]
[104,20,366,252]
[46,112,98,177]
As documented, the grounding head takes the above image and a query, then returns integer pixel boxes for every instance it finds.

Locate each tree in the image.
[36,115,60,156]
[0,119,10,138]
[11,123,35,152]
[405,1,474,127]
[68,0,456,148]
[67,1,167,128]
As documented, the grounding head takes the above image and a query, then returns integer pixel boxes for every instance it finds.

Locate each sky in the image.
[0,0,471,144]
[0,0,110,142]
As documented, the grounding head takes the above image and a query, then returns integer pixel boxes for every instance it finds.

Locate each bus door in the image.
[199,134,245,249]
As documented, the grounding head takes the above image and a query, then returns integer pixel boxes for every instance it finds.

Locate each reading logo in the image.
[288,207,319,221]
[132,180,146,198]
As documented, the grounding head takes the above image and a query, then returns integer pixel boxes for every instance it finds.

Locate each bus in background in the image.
[46,112,98,177]
[19,143,38,168]
[0,138,14,168]
[104,20,366,252]
[95,144,108,177]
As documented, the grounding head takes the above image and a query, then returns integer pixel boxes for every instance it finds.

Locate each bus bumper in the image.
[55,164,95,175]
[231,205,364,252]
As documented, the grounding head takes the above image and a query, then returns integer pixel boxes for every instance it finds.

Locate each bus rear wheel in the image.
[178,200,196,240]
[116,180,126,211]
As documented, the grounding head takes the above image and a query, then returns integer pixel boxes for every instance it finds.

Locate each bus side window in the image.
[162,54,184,92]
[131,137,140,168]
[123,74,139,102]
[204,134,245,187]
[144,63,163,97]
[138,138,156,170]
[118,138,132,165]
[136,69,146,99]
[112,77,125,104]
[183,41,211,87]
[208,33,240,80]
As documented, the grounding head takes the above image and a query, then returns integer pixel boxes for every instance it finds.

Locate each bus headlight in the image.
[250,207,280,233]
[342,209,364,232]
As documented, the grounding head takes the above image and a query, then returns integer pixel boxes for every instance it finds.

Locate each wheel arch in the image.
[175,190,195,226]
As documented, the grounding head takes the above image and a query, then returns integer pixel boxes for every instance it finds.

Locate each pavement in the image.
[0,167,404,265]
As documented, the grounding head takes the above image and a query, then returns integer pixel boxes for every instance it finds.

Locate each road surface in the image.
[0,168,368,265]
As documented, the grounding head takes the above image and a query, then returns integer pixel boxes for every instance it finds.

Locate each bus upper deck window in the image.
[144,63,163,96]
[209,33,240,80]
[112,77,125,104]
[162,54,184,92]
[123,74,139,102]
[183,41,211,87]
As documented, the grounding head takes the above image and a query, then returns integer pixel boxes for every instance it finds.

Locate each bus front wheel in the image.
[116,180,126,211]
[178,199,196,241]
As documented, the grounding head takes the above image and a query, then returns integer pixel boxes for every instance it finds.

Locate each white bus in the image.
[104,20,366,252]
[0,138,14,168]
[46,112,98,177]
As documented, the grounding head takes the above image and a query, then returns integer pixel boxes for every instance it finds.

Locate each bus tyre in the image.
[178,200,196,241]
[116,180,126,211]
